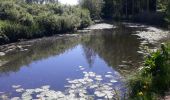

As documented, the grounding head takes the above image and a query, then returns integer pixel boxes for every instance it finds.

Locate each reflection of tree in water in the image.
[82,45,96,68]
[0,25,144,76]
[0,36,80,75]
[81,27,143,75]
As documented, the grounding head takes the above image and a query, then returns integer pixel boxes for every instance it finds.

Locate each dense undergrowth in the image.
[128,43,170,100]
[0,0,92,44]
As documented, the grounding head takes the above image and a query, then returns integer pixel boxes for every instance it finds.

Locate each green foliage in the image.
[0,20,9,44]
[0,0,34,26]
[0,0,92,44]
[129,44,170,100]
[102,0,157,19]
[157,0,169,12]
[79,9,92,28]
[1,21,40,42]
[79,0,104,19]
[37,15,62,35]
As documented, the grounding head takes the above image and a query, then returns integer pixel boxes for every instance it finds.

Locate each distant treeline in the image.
[0,0,92,44]
[80,0,170,25]
[102,0,156,19]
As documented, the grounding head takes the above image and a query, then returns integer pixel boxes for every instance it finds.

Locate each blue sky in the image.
[58,0,78,5]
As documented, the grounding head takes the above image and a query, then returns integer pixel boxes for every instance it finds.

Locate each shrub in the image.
[36,14,62,35]
[19,13,34,26]
[60,14,81,31]
[79,9,92,28]
[47,4,64,15]
[0,1,20,20]
[129,44,170,100]
[0,20,9,44]
[1,21,41,42]
[0,1,34,26]
[0,0,92,44]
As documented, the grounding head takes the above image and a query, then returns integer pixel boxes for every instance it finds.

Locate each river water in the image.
[0,24,146,99]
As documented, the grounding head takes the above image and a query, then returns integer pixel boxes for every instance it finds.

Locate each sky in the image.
[58,0,78,5]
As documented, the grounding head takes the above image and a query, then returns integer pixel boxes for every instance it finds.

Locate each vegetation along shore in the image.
[0,0,170,99]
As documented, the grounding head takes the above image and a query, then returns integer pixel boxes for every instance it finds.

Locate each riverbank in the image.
[124,22,170,99]
[1,22,169,67]
[0,0,92,45]
[0,22,169,99]
[128,42,170,100]
[123,22,169,44]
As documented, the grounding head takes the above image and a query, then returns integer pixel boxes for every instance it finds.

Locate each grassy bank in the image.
[0,0,92,45]
[128,43,170,100]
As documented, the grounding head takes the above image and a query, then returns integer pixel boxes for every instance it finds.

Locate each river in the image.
[0,23,168,99]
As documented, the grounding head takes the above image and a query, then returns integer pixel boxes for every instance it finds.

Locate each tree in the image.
[79,0,104,19]
[166,1,170,23]
[102,0,115,19]
[102,0,157,19]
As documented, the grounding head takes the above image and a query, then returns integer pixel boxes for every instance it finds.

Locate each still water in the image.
[0,25,144,99]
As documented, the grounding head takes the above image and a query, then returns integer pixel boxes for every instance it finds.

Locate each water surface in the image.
[0,25,144,99]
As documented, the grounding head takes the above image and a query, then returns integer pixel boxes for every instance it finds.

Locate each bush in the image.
[0,1,34,26]
[19,13,34,26]
[0,1,20,20]
[79,9,92,28]
[0,0,92,44]
[37,14,62,35]
[129,44,170,100]
[61,14,81,31]
[37,14,82,34]
[1,21,41,42]
[0,20,9,44]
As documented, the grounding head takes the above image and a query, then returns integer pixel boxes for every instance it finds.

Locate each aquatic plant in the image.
[0,66,125,100]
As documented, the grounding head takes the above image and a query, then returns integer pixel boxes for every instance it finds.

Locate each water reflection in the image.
[0,25,143,98]
[81,28,142,74]
[0,28,142,75]
[82,45,96,68]
[0,36,81,75]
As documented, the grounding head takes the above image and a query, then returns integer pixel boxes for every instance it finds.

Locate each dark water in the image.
[0,25,143,99]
